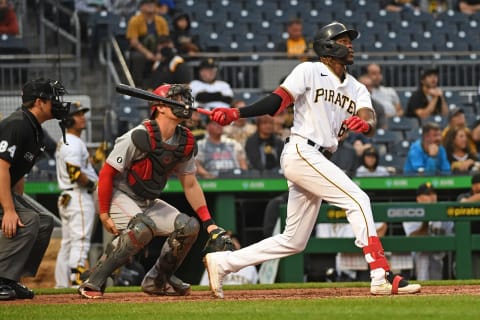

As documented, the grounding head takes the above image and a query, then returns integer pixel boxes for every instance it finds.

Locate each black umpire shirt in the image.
[0,106,46,187]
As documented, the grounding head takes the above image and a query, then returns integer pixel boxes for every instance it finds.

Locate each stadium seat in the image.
[389,140,411,157]
[378,153,406,174]
[371,129,404,148]
[387,116,420,133]
[405,127,423,142]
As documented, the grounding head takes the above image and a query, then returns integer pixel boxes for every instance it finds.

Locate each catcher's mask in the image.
[22,78,71,121]
[150,84,194,119]
[312,21,358,60]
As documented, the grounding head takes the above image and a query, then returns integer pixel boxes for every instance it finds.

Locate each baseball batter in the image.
[55,103,98,288]
[204,21,421,298]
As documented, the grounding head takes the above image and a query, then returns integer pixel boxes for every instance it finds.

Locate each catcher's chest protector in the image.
[127,120,196,199]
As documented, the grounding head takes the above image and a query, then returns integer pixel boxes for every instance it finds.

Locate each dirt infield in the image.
[3,285,480,304]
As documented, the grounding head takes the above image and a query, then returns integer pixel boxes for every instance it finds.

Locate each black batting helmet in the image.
[313,21,359,59]
[62,101,89,128]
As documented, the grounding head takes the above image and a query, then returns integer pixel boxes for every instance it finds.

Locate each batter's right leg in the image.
[78,213,155,299]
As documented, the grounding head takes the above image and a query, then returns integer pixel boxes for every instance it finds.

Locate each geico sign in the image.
[387,208,425,218]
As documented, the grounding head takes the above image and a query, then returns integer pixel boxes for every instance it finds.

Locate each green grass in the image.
[1,281,479,320]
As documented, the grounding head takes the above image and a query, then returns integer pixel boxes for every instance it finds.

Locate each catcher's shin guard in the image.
[141,213,199,295]
[84,213,155,290]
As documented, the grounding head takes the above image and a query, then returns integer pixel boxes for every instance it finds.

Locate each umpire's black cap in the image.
[21,78,56,103]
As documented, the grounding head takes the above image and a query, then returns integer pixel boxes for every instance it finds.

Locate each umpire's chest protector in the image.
[127,120,196,199]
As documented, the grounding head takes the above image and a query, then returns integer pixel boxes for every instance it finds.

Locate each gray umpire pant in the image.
[0,193,54,282]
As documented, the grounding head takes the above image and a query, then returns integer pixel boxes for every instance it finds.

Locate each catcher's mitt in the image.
[202,227,235,255]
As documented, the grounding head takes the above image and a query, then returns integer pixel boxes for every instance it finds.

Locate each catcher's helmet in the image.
[150,84,194,119]
[313,21,359,58]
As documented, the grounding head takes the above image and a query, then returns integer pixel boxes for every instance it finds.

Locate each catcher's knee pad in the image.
[86,213,155,287]
[173,213,200,238]
[127,213,156,246]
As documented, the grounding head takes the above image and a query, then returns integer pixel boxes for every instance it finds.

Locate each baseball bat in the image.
[115,84,211,115]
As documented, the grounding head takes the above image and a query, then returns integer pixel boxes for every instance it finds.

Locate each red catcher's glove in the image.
[343,116,370,133]
[210,108,240,126]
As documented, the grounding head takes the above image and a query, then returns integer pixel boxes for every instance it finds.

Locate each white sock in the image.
[370,268,387,286]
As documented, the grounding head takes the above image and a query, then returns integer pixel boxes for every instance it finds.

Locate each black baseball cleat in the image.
[0,284,16,301]
[0,278,34,299]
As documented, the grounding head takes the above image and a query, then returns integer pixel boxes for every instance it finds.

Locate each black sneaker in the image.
[0,284,16,301]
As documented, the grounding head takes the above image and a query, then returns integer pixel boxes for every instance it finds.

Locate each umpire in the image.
[0,78,71,301]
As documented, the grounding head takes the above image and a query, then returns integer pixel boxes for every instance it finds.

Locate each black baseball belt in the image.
[285,136,333,160]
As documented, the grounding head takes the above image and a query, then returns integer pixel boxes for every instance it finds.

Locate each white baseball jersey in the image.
[56,133,98,190]
[55,133,98,288]
[282,61,373,152]
[209,60,390,289]
[189,79,234,110]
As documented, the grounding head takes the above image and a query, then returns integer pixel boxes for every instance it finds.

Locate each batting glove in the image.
[343,116,370,133]
[210,108,240,126]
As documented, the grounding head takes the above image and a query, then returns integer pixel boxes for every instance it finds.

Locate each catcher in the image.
[78,84,233,299]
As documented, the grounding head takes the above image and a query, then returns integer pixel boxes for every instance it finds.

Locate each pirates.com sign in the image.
[447,206,480,217]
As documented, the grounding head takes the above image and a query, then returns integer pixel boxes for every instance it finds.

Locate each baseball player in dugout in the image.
[78,84,234,299]
[204,21,421,298]
[0,78,71,301]
[55,102,98,288]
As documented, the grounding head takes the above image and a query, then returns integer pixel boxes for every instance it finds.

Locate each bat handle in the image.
[195,108,212,116]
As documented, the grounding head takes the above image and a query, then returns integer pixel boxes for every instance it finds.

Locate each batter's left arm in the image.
[357,108,376,138]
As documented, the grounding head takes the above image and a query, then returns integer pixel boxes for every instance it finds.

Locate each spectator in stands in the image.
[273,109,292,140]
[443,126,480,173]
[156,0,176,22]
[346,132,374,158]
[195,118,248,179]
[0,0,19,35]
[190,58,234,110]
[223,100,257,148]
[245,115,284,173]
[380,0,420,12]
[366,64,404,119]
[199,232,258,285]
[406,68,449,121]
[182,110,206,141]
[457,0,480,14]
[358,73,387,129]
[0,0,29,84]
[331,133,361,178]
[126,0,169,88]
[470,119,480,157]
[403,122,451,174]
[276,18,310,59]
[170,11,201,57]
[356,146,391,177]
[457,172,480,278]
[420,0,450,15]
[145,35,191,90]
[104,0,140,17]
[403,182,453,280]
[441,107,477,154]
